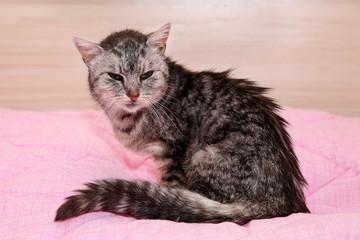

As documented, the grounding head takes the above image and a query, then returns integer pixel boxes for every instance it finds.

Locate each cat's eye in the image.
[108,72,124,81]
[139,71,154,81]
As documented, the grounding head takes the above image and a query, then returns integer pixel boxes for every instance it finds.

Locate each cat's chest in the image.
[115,130,165,156]
[113,115,166,157]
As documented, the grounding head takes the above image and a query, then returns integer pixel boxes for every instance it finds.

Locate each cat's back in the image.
[166,60,283,141]
[164,62,277,145]
[180,67,274,120]
[194,70,270,106]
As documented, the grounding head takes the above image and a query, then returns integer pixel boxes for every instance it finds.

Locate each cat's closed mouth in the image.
[126,103,137,108]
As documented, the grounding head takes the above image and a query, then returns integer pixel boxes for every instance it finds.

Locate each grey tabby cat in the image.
[55,23,309,224]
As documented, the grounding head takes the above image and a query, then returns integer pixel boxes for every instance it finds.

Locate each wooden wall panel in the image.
[0,1,359,116]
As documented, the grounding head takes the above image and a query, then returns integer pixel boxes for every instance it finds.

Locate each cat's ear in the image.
[73,38,103,63]
[147,23,171,52]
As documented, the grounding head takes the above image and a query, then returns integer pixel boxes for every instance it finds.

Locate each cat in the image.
[55,23,310,225]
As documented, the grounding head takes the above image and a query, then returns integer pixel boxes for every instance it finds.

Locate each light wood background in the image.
[0,0,359,116]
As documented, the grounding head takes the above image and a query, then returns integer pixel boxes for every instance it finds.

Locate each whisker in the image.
[146,98,184,137]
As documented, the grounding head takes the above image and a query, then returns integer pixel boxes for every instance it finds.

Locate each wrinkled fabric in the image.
[0,107,359,240]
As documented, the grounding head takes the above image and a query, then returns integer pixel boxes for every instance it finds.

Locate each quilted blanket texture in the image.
[0,107,359,239]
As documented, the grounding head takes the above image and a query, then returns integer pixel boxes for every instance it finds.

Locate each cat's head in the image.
[73,23,171,116]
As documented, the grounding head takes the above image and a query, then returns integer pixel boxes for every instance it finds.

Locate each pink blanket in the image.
[0,107,359,239]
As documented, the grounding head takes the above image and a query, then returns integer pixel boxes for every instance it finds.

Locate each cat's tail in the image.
[55,179,267,224]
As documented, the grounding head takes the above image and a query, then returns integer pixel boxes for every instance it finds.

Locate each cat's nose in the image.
[127,93,140,102]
